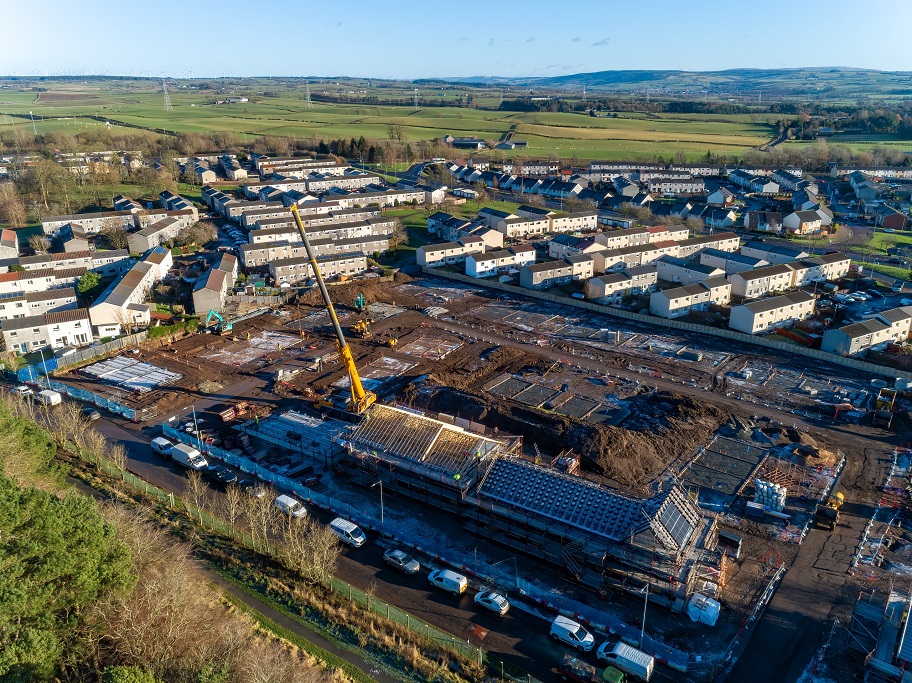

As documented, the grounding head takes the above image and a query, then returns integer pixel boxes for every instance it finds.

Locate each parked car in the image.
[151,437,173,456]
[204,464,238,487]
[238,478,268,498]
[275,494,307,518]
[902,299,912,306]
[550,615,595,652]
[383,549,421,574]
[474,590,510,616]
[12,385,33,397]
[867,289,884,299]
[81,407,101,421]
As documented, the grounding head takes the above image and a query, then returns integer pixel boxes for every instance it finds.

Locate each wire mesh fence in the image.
[325,574,481,662]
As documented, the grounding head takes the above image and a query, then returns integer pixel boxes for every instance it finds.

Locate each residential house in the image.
[729,291,815,334]
[194,162,217,184]
[874,206,910,231]
[478,207,518,229]
[2,308,93,354]
[613,177,641,197]
[706,187,736,207]
[516,205,556,221]
[743,211,783,233]
[740,240,809,265]
[822,307,912,355]
[416,239,485,268]
[268,253,367,285]
[655,255,725,285]
[647,177,705,196]
[498,217,551,238]
[465,246,535,278]
[548,234,601,259]
[41,210,135,236]
[648,277,732,318]
[0,288,77,322]
[792,189,820,211]
[519,254,594,290]
[698,248,768,275]
[728,263,797,299]
[0,229,17,259]
[585,265,658,303]
[127,216,184,253]
[782,210,823,235]
[677,232,740,258]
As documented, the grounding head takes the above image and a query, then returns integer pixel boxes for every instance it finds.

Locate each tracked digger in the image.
[290,205,376,415]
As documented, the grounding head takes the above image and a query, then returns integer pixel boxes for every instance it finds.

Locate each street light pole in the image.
[639,583,649,650]
[371,480,384,531]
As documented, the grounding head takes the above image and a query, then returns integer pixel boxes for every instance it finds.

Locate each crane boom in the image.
[289,204,375,414]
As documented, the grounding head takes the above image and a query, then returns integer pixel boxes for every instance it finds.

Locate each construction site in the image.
[42,248,912,676]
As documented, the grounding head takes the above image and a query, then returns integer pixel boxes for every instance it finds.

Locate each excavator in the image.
[205,310,233,335]
[290,204,376,415]
[350,318,373,338]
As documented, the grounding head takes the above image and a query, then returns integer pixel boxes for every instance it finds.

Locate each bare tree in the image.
[387,122,405,144]
[108,443,128,471]
[281,517,340,585]
[114,308,140,336]
[0,184,27,227]
[185,470,209,523]
[176,221,217,248]
[246,486,278,551]
[388,217,407,253]
[220,482,244,529]
[28,234,51,253]
[101,217,130,249]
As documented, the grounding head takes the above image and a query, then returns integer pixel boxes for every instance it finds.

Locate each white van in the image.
[151,437,173,456]
[550,615,595,652]
[34,390,62,406]
[428,569,468,596]
[275,494,307,518]
[170,443,208,471]
[596,642,654,681]
[329,518,366,547]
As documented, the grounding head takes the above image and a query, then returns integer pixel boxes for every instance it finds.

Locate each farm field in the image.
[0,86,777,160]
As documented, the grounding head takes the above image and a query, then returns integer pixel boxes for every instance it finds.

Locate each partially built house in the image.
[849,591,912,682]
[338,403,708,608]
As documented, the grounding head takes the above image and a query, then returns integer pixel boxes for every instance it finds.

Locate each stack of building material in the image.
[754,478,787,512]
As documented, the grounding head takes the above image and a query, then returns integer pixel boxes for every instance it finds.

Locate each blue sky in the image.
[3,0,912,78]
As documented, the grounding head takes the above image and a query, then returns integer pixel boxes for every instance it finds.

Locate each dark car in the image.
[238,478,268,498]
[204,465,238,487]
[867,289,884,299]
[81,406,101,421]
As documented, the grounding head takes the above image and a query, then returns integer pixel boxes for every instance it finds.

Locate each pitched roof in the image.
[741,291,814,313]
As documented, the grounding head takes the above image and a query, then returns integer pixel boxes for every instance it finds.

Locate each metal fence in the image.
[226,294,287,305]
[40,377,154,422]
[56,332,149,369]
[325,574,481,662]
[423,267,912,381]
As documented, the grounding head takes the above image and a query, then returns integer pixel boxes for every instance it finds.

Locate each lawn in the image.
[852,260,912,281]
[0,85,777,161]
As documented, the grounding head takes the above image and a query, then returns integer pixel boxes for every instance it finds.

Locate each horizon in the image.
[4,1,912,78]
[2,65,911,82]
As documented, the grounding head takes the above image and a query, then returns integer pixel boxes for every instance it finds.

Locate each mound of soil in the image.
[425,386,730,488]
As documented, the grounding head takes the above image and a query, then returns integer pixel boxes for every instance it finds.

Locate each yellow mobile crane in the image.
[290,204,376,414]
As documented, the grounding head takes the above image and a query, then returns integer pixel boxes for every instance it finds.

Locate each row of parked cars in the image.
[151,433,652,678]
[551,615,655,681]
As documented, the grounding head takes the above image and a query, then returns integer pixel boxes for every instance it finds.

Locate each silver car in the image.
[383,548,421,574]
[474,590,510,616]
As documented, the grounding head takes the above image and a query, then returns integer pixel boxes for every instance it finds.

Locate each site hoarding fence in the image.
[422,267,912,382]
[159,423,483,663]
[40,377,139,421]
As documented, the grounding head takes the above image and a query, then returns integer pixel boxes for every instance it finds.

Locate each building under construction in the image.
[338,403,709,609]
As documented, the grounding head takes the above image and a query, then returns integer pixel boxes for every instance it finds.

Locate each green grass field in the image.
[0,86,778,161]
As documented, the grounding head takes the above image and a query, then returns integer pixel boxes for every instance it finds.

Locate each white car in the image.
[383,549,421,574]
[474,591,510,616]
[12,385,33,397]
